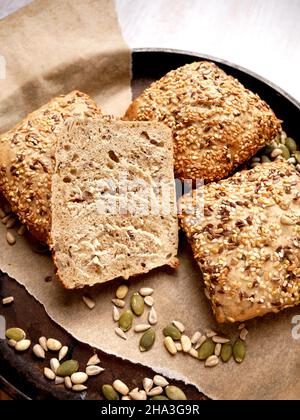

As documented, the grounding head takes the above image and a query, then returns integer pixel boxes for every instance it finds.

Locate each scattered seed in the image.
[220,343,233,363]
[0,208,6,219]
[87,354,100,366]
[47,338,62,352]
[140,328,156,352]
[72,385,87,392]
[58,346,69,361]
[33,344,46,359]
[119,310,134,332]
[164,336,177,355]
[212,336,230,344]
[195,335,207,350]
[122,396,131,401]
[115,327,127,340]
[44,367,55,381]
[64,376,73,390]
[172,320,185,333]
[165,385,187,400]
[147,386,163,397]
[2,296,14,305]
[139,287,154,297]
[116,284,129,300]
[205,329,217,338]
[279,144,291,159]
[130,293,145,316]
[103,385,121,400]
[153,375,169,387]
[261,155,271,163]
[148,307,158,325]
[15,339,31,352]
[130,390,147,400]
[55,376,64,385]
[111,298,126,308]
[205,355,219,368]
[233,339,246,363]
[163,324,182,341]
[214,343,222,357]
[56,360,79,377]
[113,306,120,322]
[191,331,202,345]
[198,339,215,360]
[294,151,300,164]
[6,217,17,229]
[82,295,95,310]
[2,214,12,224]
[5,328,26,342]
[144,296,154,307]
[50,358,60,374]
[134,324,151,333]
[239,328,249,341]
[113,379,129,396]
[71,372,88,385]
[286,137,297,153]
[17,225,27,236]
[181,335,192,353]
[143,378,153,393]
[8,339,17,348]
[238,323,246,331]
[189,348,199,359]
[86,365,104,376]
[271,148,283,158]
[175,342,183,352]
[6,231,16,245]
[39,336,48,352]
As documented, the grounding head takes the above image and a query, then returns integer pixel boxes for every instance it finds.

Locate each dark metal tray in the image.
[0,48,299,400]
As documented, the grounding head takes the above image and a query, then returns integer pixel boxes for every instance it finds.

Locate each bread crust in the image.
[124,61,281,183]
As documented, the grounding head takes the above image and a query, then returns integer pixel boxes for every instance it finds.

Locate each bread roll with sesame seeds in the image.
[124,61,281,183]
[0,91,106,243]
[179,161,300,323]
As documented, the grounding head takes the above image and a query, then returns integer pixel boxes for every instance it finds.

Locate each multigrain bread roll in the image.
[124,61,281,183]
[51,120,179,289]
[0,91,105,243]
[179,161,300,323]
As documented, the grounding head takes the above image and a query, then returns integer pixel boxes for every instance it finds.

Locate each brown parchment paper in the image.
[1,0,300,401]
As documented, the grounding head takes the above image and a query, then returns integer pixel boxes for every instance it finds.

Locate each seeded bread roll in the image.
[179,161,300,323]
[51,120,179,289]
[124,61,281,182]
[0,91,105,243]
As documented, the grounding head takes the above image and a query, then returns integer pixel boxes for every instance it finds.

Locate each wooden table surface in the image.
[0,0,299,400]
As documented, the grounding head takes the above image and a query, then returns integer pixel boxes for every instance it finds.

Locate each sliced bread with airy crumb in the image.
[51,120,179,289]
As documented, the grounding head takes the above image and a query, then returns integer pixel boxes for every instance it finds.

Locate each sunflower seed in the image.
[47,338,62,352]
[58,346,69,361]
[148,307,157,325]
[15,339,31,352]
[64,376,73,390]
[50,358,60,374]
[71,372,88,385]
[122,396,131,400]
[113,306,120,322]
[2,214,12,224]
[194,335,207,350]
[8,339,17,348]
[172,320,185,333]
[82,295,95,310]
[205,329,218,338]
[0,208,6,219]
[153,375,169,387]
[220,343,233,363]
[238,323,246,330]
[55,376,64,385]
[44,367,55,381]
[175,342,183,352]
[144,296,154,307]
[86,365,104,376]
[164,336,177,355]
[116,284,129,300]
[198,339,215,360]
[205,355,219,367]
[115,327,127,340]
[87,354,100,366]
[134,324,151,333]
[165,385,187,400]
[191,331,202,345]
[212,336,230,344]
[139,287,154,297]
[181,335,192,353]
[113,379,129,395]
[39,336,48,352]
[111,298,125,308]
[140,328,155,352]
[239,328,249,341]
[56,360,79,377]
[6,217,17,229]
[6,231,16,245]
[72,385,87,392]
[147,386,163,397]
[17,225,27,236]
[271,148,283,158]
[163,324,182,340]
[143,378,153,393]
[119,310,134,332]
[2,296,14,305]
[33,344,46,359]
[214,343,222,356]
[233,339,246,363]
[130,293,145,316]
[5,328,26,342]
[130,389,147,400]
[189,348,199,359]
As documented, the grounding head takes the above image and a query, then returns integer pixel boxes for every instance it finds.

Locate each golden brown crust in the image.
[179,161,300,323]
[124,61,281,183]
[0,91,105,243]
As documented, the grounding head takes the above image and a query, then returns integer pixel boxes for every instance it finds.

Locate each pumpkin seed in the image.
[191,331,202,345]
[50,358,60,374]
[15,339,31,352]
[139,287,154,297]
[86,365,104,376]
[144,296,154,307]
[58,346,69,361]
[198,339,215,360]
[111,298,126,308]
[47,338,62,352]
[147,386,163,397]
[164,336,177,355]
[44,367,55,381]
[220,343,233,363]
[115,327,127,340]
[39,336,48,352]
[113,306,120,322]
[119,310,134,332]
[71,372,88,385]
[172,320,185,333]
[113,379,129,396]
[261,155,271,163]
[102,384,120,400]
[163,324,182,341]
[55,376,64,385]
[279,144,290,159]
[205,355,219,367]
[72,385,87,392]
[2,296,14,305]
[87,354,100,366]
[5,327,26,342]
[82,295,95,310]
[151,396,169,400]
[116,284,129,299]
[56,360,79,377]
[8,339,17,348]
[294,151,300,164]
[130,293,145,316]
[140,328,155,352]
[181,335,192,353]
[286,137,297,153]
[33,344,46,359]
[148,307,158,325]
[233,339,246,363]
[165,385,187,400]
[153,375,169,387]
[134,324,151,333]
[64,376,72,390]
[143,377,153,393]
